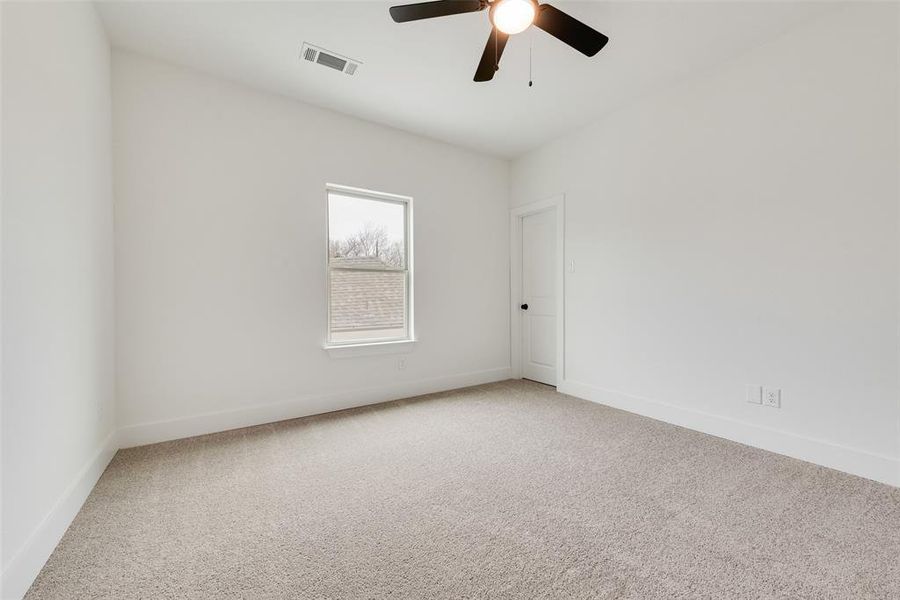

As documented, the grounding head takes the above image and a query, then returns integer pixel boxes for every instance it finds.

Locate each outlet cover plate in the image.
[763,388,781,408]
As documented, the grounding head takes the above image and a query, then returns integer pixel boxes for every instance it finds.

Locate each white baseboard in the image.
[1,430,119,600]
[559,379,900,488]
[118,367,512,448]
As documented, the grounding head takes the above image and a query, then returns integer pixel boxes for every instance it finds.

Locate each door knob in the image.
[520,304,528,310]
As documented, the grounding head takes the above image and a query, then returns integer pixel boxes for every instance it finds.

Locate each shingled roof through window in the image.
[330,257,405,332]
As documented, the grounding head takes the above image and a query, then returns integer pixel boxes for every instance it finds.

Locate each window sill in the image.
[323,339,416,358]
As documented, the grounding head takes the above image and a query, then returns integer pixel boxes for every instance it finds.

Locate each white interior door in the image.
[520,209,556,385]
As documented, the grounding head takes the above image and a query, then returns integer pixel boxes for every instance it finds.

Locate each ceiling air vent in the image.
[300,42,361,76]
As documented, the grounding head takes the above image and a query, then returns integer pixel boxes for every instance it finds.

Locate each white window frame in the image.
[323,183,415,357]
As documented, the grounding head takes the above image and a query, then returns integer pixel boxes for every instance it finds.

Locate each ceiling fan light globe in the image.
[491,0,535,35]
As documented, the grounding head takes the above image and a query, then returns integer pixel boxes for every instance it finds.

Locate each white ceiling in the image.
[97,1,835,158]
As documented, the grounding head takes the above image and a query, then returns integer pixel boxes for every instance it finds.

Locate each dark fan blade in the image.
[534,3,608,57]
[474,28,509,82]
[390,0,483,23]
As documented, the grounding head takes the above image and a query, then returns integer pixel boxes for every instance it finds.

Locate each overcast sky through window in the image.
[328,193,404,243]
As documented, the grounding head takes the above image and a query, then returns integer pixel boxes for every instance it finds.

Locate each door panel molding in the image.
[509,195,565,386]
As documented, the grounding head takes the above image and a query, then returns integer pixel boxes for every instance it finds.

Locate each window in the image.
[326,184,413,347]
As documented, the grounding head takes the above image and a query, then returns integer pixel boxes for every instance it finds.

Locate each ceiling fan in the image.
[389,0,609,82]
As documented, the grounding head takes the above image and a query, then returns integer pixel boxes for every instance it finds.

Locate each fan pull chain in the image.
[528,27,533,87]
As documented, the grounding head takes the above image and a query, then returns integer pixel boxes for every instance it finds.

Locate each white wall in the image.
[1,2,117,597]
[112,52,510,444]
[511,4,900,486]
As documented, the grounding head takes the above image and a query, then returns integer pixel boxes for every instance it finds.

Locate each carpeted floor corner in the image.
[25,380,900,599]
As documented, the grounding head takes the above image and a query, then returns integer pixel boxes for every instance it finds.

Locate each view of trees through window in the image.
[329,223,404,269]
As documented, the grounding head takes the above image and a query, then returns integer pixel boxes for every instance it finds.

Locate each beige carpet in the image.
[26,380,900,599]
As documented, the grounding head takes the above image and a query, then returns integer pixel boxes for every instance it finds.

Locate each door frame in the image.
[509,194,565,386]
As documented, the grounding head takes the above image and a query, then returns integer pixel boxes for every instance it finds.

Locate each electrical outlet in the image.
[567,260,576,273]
[763,388,781,408]
[397,358,406,371]
[746,385,762,405]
